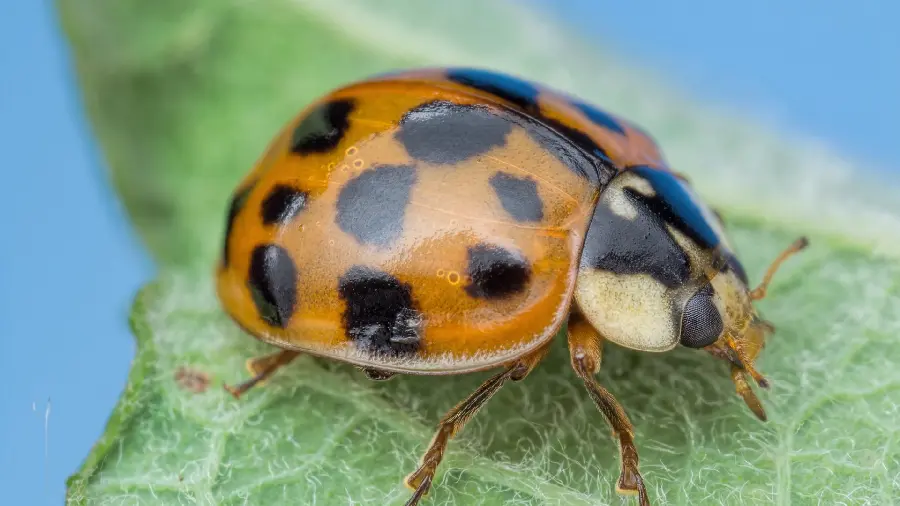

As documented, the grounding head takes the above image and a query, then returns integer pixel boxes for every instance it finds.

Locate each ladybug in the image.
[216,67,808,506]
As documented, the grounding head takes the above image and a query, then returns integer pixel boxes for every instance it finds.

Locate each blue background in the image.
[1,1,896,503]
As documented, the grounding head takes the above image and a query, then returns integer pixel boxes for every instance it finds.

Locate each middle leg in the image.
[567,311,650,506]
[403,344,549,506]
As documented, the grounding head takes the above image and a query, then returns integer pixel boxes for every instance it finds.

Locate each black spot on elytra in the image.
[541,116,613,164]
[446,68,541,112]
[518,113,614,188]
[571,100,627,135]
[396,100,512,164]
[489,171,544,222]
[464,243,532,299]
[338,265,422,357]
[247,244,299,328]
[222,184,254,267]
[445,68,616,187]
[291,99,355,155]
[579,175,690,288]
[335,164,417,247]
[261,184,309,225]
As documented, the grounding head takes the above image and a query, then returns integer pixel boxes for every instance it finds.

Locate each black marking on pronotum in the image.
[489,171,544,223]
[335,164,417,247]
[625,165,721,251]
[579,175,691,288]
[261,184,309,225]
[395,100,512,164]
[291,99,355,155]
[247,244,299,328]
[464,243,532,300]
[446,67,541,113]
[338,265,423,357]
[679,282,723,348]
[222,183,254,267]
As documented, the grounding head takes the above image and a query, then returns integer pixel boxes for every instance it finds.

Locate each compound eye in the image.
[680,284,723,348]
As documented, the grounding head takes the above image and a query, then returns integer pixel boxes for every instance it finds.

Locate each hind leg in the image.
[223,349,300,399]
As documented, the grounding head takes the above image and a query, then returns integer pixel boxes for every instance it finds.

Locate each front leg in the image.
[704,316,774,421]
[567,311,650,506]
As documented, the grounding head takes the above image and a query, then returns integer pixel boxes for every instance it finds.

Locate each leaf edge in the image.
[65,283,161,505]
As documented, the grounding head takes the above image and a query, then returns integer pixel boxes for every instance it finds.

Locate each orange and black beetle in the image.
[216,67,807,505]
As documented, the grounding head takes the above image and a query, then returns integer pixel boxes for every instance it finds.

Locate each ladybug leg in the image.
[704,316,775,422]
[362,368,396,381]
[567,311,650,506]
[223,349,300,399]
[730,364,766,421]
[403,345,549,506]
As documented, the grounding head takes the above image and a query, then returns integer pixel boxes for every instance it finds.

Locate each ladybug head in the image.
[690,236,808,390]
[574,166,807,379]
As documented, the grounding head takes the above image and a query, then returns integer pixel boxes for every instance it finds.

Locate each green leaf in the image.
[66,230,900,505]
[59,0,900,504]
